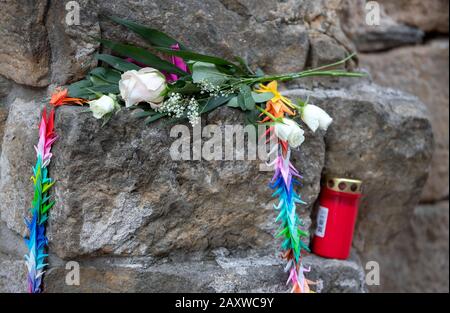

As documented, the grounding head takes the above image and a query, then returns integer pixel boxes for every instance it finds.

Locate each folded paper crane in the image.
[269,148,313,292]
[24,108,57,293]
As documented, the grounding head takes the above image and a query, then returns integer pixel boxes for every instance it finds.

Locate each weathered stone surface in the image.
[0,75,10,100]
[1,80,49,159]
[304,251,367,293]
[340,0,449,43]
[43,250,365,293]
[308,32,347,69]
[0,254,26,293]
[0,99,42,236]
[46,0,101,86]
[0,109,7,155]
[370,201,449,292]
[0,0,99,87]
[51,106,318,259]
[1,81,432,292]
[0,220,27,258]
[0,0,366,87]
[0,0,50,87]
[0,220,27,293]
[300,0,357,59]
[96,0,310,74]
[360,39,449,202]
[286,83,434,291]
[0,98,323,260]
[0,76,11,156]
[377,0,449,34]
[339,0,425,52]
[0,107,7,157]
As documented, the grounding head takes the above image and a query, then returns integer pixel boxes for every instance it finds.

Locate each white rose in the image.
[119,67,167,108]
[274,118,305,148]
[89,95,116,119]
[301,104,333,132]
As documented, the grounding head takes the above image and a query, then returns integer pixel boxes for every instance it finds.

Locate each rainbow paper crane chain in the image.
[258,80,315,293]
[269,148,313,293]
[24,108,57,293]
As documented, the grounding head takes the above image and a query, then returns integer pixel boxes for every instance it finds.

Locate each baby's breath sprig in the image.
[186,97,200,126]
[157,93,200,127]
[198,80,222,97]
[158,92,186,118]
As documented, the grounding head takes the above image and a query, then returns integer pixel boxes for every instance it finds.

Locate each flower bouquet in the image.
[26,15,364,293]
[66,16,363,127]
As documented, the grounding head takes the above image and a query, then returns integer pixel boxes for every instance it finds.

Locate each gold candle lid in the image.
[323,177,363,194]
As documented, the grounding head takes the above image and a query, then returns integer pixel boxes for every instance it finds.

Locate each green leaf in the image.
[153,46,237,67]
[99,39,188,76]
[167,81,201,95]
[132,110,153,119]
[89,67,121,85]
[108,15,184,49]
[192,62,229,84]
[199,96,233,114]
[89,76,108,86]
[244,109,260,127]
[68,79,115,100]
[96,54,141,72]
[255,68,265,77]
[145,113,165,124]
[238,84,255,111]
[107,16,245,73]
[88,84,120,95]
[226,96,239,108]
[83,87,103,99]
[251,91,274,103]
[68,79,94,98]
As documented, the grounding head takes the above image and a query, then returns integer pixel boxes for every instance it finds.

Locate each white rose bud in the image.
[301,104,333,132]
[119,67,167,108]
[274,118,305,148]
[89,95,116,119]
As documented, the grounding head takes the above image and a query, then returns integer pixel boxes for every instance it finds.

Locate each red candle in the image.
[312,177,362,260]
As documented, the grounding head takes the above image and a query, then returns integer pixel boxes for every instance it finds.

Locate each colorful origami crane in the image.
[24,108,57,293]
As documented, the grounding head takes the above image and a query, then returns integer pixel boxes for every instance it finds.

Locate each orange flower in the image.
[255,81,295,122]
[260,99,295,122]
[50,88,86,107]
[255,81,295,108]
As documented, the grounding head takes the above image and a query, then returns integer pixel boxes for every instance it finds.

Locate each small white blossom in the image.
[199,80,221,97]
[186,97,200,126]
[157,93,200,126]
[158,93,186,118]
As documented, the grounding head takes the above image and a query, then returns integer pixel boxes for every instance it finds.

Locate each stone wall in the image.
[0,0,447,292]
[349,0,449,292]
